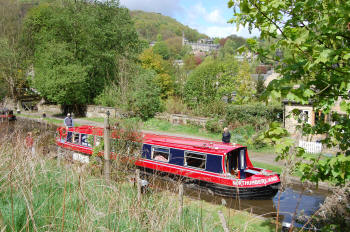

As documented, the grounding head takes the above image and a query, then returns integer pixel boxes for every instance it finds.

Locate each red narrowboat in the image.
[56,125,281,199]
[0,108,16,122]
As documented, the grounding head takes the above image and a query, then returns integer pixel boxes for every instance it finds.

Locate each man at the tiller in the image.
[222,127,231,144]
[64,113,73,142]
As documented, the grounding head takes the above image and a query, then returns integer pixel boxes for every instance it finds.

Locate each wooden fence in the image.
[298,140,322,154]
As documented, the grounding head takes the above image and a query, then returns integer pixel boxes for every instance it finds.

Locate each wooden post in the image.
[178,183,184,220]
[136,169,141,203]
[104,113,111,180]
[218,211,229,232]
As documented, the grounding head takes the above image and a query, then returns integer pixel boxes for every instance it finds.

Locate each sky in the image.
[119,0,260,38]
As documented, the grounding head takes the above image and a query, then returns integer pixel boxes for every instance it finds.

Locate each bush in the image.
[94,83,120,107]
[205,117,222,133]
[131,69,163,121]
[164,96,190,114]
[225,103,282,129]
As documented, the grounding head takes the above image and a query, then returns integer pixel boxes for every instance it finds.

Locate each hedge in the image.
[225,103,283,128]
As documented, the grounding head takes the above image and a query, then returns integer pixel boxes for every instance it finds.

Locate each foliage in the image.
[225,103,283,129]
[205,117,222,133]
[153,41,170,60]
[164,36,183,59]
[184,56,255,107]
[22,0,140,107]
[130,10,207,42]
[33,42,89,105]
[130,69,162,120]
[229,0,350,186]
[164,96,190,114]
[183,54,198,71]
[0,0,27,102]
[255,75,266,99]
[110,118,143,160]
[219,38,238,57]
[93,83,119,107]
[139,48,174,98]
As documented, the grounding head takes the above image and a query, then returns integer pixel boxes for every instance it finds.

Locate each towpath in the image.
[18,112,283,166]
[17,112,332,190]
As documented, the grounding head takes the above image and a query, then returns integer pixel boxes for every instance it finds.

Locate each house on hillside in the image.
[182,33,220,53]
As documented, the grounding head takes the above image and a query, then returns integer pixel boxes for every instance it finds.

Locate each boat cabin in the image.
[57,125,253,178]
[56,125,280,199]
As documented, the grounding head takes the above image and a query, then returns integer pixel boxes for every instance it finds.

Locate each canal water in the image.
[148,175,327,226]
[2,118,328,226]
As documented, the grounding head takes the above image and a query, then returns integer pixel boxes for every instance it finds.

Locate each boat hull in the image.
[139,167,279,199]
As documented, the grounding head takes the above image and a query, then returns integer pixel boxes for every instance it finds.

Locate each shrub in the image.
[225,103,282,129]
[205,117,222,133]
[164,96,189,114]
[131,69,163,121]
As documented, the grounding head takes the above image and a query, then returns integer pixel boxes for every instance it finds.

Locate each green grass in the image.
[253,161,283,174]
[0,140,275,232]
[143,118,221,140]
[79,117,105,123]
[75,117,275,153]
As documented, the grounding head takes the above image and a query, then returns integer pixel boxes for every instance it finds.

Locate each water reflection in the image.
[147,174,326,224]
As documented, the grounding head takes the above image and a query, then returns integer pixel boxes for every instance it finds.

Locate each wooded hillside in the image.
[130,10,207,42]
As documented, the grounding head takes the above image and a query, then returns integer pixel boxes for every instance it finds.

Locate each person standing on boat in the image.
[222,127,231,144]
[64,113,74,142]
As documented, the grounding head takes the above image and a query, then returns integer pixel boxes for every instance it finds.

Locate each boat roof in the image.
[67,125,245,155]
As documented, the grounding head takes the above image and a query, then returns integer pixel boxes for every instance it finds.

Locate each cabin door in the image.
[238,149,246,179]
[226,148,246,179]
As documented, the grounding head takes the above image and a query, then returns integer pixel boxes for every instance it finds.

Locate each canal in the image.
[2,117,328,228]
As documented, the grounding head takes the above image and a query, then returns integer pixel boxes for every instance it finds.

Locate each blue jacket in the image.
[64,117,73,127]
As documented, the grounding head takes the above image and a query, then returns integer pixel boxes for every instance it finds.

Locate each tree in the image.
[0,38,24,103]
[21,0,140,111]
[131,69,162,120]
[33,42,89,105]
[229,0,350,185]
[139,48,174,98]
[164,36,182,59]
[153,41,170,60]
[219,38,238,58]
[0,0,27,104]
[184,56,254,107]
[255,75,265,99]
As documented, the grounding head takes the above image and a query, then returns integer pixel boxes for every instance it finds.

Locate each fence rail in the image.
[298,140,322,154]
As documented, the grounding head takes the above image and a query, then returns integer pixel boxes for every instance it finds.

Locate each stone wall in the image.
[86,105,125,118]
[37,104,62,115]
[36,103,127,118]
[34,103,216,128]
[156,113,211,127]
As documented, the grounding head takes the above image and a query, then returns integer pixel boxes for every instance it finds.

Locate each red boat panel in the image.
[56,125,280,189]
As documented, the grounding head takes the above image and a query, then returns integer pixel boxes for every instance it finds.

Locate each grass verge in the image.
[253,161,283,174]
[0,127,275,232]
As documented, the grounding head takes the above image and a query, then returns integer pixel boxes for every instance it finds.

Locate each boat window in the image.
[185,152,206,169]
[240,149,245,170]
[152,147,170,162]
[81,134,92,147]
[73,133,80,144]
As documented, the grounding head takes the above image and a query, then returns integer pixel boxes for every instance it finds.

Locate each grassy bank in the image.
[19,114,64,125]
[0,130,275,232]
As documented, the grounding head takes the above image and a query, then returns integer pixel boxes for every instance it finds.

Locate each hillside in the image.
[130,10,207,42]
